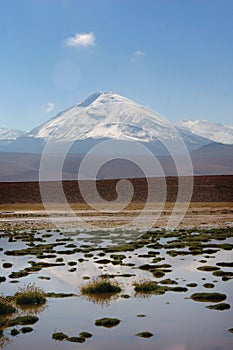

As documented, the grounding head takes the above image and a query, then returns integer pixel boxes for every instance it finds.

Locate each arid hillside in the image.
[0,175,232,204]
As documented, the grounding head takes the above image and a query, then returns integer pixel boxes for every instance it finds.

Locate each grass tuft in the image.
[133,279,167,295]
[81,278,121,295]
[0,297,16,316]
[14,283,46,307]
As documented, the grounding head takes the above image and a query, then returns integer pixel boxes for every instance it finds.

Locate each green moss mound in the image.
[203,283,215,289]
[160,279,178,285]
[52,332,68,341]
[3,263,13,268]
[190,292,226,303]
[186,283,198,288]
[197,265,220,272]
[21,326,33,333]
[95,317,120,328]
[206,303,231,311]
[8,315,39,326]
[134,280,163,294]
[79,331,93,338]
[135,331,154,338]
[152,270,165,278]
[0,300,16,315]
[134,279,187,294]
[46,292,76,298]
[10,328,19,336]
[67,336,85,343]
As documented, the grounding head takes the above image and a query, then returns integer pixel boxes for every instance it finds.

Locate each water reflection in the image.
[162,345,187,350]
[17,303,47,316]
[0,334,12,349]
[81,292,120,307]
[1,227,233,350]
[0,293,47,349]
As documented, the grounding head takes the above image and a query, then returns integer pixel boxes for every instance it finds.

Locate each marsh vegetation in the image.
[0,225,232,349]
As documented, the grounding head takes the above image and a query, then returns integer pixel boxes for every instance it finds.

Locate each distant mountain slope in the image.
[2,92,233,161]
[0,127,25,140]
[0,128,27,149]
[177,120,233,144]
[1,143,233,182]
[0,152,41,181]
[28,91,181,142]
[191,142,233,155]
[28,92,211,149]
[191,143,233,175]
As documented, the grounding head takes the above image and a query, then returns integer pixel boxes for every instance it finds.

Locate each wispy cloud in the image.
[46,102,55,113]
[65,32,96,48]
[134,50,146,57]
[131,50,146,62]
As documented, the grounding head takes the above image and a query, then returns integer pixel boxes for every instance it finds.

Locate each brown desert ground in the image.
[0,175,232,229]
[0,175,233,204]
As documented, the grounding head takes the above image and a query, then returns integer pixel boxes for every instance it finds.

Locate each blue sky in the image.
[0,0,233,131]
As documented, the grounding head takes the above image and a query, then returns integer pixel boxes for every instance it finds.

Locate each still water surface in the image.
[0,228,232,350]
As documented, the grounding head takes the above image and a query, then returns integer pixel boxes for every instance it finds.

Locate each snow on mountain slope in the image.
[28,92,186,143]
[177,120,233,144]
[0,127,25,140]
[175,126,211,146]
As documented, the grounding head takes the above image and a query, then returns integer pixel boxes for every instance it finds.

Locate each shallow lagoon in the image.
[0,227,233,350]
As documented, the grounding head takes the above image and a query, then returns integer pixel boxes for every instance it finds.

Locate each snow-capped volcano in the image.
[28,91,186,143]
[177,120,233,145]
[0,92,212,155]
[1,92,233,179]
[0,127,25,140]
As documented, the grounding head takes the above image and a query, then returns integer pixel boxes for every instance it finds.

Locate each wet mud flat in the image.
[0,202,233,230]
[0,224,233,350]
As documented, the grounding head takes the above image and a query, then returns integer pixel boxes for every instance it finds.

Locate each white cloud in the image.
[134,50,146,57]
[131,50,146,62]
[46,102,55,113]
[65,32,96,48]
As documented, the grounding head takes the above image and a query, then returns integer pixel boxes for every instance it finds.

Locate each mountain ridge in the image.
[0,92,232,180]
[0,127,25,140]
[28,91,178,143]
[1,92,232,155]
[177,119,233,144]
